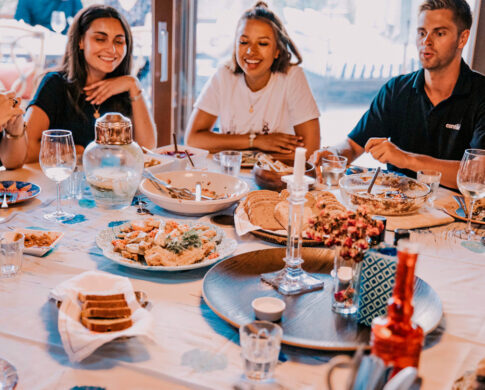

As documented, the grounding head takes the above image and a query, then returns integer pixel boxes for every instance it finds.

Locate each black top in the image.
[348,60,485,178]
[29,72,132,147]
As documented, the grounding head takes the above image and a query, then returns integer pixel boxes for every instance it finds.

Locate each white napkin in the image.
[385,205,455,231]
[49,270,155,363]
[234,202,287,236]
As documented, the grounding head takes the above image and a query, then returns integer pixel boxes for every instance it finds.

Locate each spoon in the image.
[1,193,8,208]
[367,167,381,194]
[173,133,179,154]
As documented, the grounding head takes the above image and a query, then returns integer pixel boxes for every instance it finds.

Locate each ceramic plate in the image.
[15,228,64,256]
[96,218,237,271]
[0,181,41,205]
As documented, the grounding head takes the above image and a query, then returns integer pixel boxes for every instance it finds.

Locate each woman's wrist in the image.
[3,123,26,139]
[128,77,143,101]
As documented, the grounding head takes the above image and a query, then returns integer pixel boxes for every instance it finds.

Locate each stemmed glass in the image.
[455,149,485,240]
[39,130,76,222]
[51,11,66,34]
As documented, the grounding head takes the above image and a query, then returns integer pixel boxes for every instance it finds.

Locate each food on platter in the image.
[340,172,429,215]
[144,158,162,168]
[79,293,133,332]
[472,198,485,222]
[452,357,485,390]
[241,189,347,232]
[111,218,220,267]
[0,181,31,193]
[159,150,194,159]
[257,153,293,173]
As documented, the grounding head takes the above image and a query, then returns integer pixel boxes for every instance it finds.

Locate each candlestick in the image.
[337,266,353,283]
[293,147,306,185]
[261,172,324,295]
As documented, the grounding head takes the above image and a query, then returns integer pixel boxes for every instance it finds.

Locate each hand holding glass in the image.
[456,149,485,240]
[40,130,76,222]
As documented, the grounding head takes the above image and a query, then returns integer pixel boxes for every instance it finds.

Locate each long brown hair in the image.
[61,5,133,116]
[230,1,302,74]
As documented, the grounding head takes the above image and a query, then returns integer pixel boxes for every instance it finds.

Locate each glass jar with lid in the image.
[83,112,143,209]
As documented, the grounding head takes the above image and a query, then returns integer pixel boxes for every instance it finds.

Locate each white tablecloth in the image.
[0,163,484,390]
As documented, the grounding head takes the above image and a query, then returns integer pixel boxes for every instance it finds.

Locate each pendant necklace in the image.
[92,103,101,119]
[247,88,262,114]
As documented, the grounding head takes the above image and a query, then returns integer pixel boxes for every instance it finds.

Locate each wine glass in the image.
[51,11,66,34]
[39,130,76,222]
[455,149,485,240]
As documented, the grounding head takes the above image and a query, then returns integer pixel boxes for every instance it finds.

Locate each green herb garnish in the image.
[165,229,202,254]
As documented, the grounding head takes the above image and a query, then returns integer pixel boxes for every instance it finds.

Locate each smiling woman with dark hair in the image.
[186,2,320,157]
[24,5,156,163]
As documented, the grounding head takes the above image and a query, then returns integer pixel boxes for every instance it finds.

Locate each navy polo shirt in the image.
[348,60,485,178]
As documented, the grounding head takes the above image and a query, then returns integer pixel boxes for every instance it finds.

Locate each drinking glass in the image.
[39,130,76,222]
[455,149,485,240]
[220,151,242,177]
[0,358,18,389]
[51,11,66,34]
[320,155,348,187]
[417,169,441,207]
[0,232,24,278]
[239,321,282,382]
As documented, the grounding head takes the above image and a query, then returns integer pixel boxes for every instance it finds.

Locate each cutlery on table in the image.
[1,192,8,208]
[173,134,179,154]
[186,149,195,168]
[367,167,381,194]
[143,170,214,200]
[453,195,468,217]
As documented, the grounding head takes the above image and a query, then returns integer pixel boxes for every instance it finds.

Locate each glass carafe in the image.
[83,113,143,209]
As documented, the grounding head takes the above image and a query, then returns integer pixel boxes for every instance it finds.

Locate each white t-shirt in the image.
[194,64,320,135]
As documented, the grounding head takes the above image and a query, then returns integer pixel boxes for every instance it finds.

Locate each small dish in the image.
[154,145,209,170]
[15,229,64,256]
[143,154,176,174]
[252,297,286,322]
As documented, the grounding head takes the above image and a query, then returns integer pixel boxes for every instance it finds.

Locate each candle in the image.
[293,147,306,185]
[337,266,353,283]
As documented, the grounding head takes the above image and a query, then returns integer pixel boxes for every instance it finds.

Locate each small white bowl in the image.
[143,154,176,174]
[252,297,286,322]
[154,145,209,170]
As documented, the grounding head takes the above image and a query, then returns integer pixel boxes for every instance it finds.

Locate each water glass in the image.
[0,232,24,278]
[332,248,362,315]
[220,151,242,177]
[239,321,282,382]
[417,169,441,206]
[62,165,85,200]
[321,155,347,187]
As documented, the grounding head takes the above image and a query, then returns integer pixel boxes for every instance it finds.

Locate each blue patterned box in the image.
[357,247,397,326]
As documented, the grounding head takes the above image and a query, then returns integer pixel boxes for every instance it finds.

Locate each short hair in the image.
[419,0,473,32]
[229,1,302,74]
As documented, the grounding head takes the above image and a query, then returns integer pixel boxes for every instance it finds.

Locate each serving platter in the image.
[203,247,442,351]
[0,180,41,205]
[96,219,237,271]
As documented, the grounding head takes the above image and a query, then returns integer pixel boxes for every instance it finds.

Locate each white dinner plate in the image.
[96,218,237,271]
[15,228,64,256]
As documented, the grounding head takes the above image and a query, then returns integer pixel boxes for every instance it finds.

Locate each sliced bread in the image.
[81,316,133,332]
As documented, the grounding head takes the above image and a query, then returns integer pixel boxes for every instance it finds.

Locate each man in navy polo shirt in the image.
[312,0,484,189]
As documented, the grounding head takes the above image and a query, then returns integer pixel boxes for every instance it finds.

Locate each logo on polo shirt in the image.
[446,123,461,130]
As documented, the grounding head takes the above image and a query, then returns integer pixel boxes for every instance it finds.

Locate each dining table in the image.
[0,160,484,390]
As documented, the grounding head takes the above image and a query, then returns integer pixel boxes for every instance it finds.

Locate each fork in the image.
[453,195,468,216]
[143,171,214,200]
[1,192,8,208]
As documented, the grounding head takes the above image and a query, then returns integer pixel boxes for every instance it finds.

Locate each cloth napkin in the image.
[49,270,155,363]
[384,205,454,231]
[234,202,287,236]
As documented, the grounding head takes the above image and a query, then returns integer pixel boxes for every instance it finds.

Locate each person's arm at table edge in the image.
[294,118,320,158]
[186,108,254,152]
[0,118,28,169]
[129,80,156,149]
[24,105,49,163]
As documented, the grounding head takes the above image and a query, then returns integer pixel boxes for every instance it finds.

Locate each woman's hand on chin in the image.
[83,75,139,105]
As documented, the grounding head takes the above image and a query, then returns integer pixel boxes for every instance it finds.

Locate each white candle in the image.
[337,266,353,283]
[293,147,306,185]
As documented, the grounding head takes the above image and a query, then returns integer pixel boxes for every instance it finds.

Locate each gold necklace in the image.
[92,103,101,119]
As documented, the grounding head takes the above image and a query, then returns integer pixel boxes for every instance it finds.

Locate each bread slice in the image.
[83,300,130,309]
[82,307,132,319]
[78,292,126,302]
[248,200,283,230]
[274,200,313,231]
[81,316,133,332]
